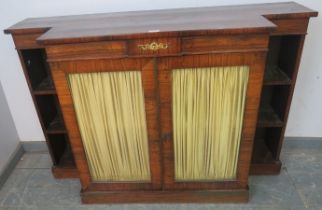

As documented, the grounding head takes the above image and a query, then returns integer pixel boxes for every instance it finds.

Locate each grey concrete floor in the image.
[0,140,322,210]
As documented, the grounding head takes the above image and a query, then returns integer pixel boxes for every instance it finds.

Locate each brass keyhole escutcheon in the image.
[138,42,168,51]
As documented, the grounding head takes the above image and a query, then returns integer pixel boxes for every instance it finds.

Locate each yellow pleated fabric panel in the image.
[172,66,249,181]
[68,71,151,182]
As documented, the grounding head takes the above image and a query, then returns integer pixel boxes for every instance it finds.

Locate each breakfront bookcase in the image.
[5,2,317,203]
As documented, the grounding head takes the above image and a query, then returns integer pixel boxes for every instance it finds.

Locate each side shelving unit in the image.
[251,35,304,175]
[19,48,78,178]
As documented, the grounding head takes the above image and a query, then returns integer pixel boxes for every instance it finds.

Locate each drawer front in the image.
[182,35,269,53]
[128,38,180,57]
[46,41,127,61]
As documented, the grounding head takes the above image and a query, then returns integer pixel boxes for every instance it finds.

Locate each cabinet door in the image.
[158,53,265,190]
[51,58,161,191]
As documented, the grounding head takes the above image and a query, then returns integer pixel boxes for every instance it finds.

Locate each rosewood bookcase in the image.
[4,2,317,203]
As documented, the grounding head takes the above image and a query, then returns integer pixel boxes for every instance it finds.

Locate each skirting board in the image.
[284,137,322,149]
[0,143,24,189]
[21,141,48,152]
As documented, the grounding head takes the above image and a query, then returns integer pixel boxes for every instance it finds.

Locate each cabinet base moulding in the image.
[250,161,282,175]
[81,189,249,203]
[52,166,79,179]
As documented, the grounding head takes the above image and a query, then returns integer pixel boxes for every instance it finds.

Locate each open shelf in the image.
[33,76,55,95]
[257,103,284,127]
[48,134,75,167]
[35,95,66,134]
[21,49,55,94]
[250,139,282,175]
[251,138,275,164]
[59,145,76,167]
[265,35,302,82]
[46,115,66,134]
[252,35,303,175]
[49,134,78,178]
[264,65,292,85]
[20,48,76,179]
[250,127,283,175]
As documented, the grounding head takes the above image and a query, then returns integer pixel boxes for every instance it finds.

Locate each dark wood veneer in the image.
[4,2,317,44]
[81,189,249,203]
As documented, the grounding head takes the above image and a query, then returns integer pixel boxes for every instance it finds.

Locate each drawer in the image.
[46,41,127,61]
[128,38,180,57]
[182,35,269,53]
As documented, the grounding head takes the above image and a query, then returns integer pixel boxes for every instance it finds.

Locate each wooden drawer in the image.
[128,38,180,57]
[46,41,127,61]
[269,18,309,35]
[182,35,269,53]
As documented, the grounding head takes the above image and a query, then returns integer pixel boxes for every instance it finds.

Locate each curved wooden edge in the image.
[4,27,49,35]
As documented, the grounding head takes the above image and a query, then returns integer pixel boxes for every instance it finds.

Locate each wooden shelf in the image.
[251,139,275,164]
[33,76,56,95]
[257,104,284,127]
[52,146,78,179]
[59,146,75,167]
[250,138,282,175]
[264,66,292,85]
[46,115,66,134]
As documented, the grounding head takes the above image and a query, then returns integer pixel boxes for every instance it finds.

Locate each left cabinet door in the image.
[49,58,161,191]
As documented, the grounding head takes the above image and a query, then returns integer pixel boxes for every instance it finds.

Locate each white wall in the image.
[0,82,19,173]
[0,0,321,142]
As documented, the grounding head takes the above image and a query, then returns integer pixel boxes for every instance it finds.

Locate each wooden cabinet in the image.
[48,47,267,202]
[4,2,317,203]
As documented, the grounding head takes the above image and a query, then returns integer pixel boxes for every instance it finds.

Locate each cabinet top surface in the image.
[4,2,317,44]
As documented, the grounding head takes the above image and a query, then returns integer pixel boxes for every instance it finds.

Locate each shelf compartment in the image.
[35,95,66,134]
[250,138,282,175]
[59,145,76,168]
[264,65,292,85]
[46,115,66,134]
[21,49,55,93]
[20,48,76,179]
[257,103,284,127]
[49,134,78,178]
[252,35,303,175]
[250,127,283,175]
[265,35,302,81]
[33,76,55,95]
[48,134,75,166]
[251,138,275,164]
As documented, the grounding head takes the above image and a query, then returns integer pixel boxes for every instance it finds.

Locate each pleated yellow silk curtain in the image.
[68,71,151,182]
[172,66,249,181]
